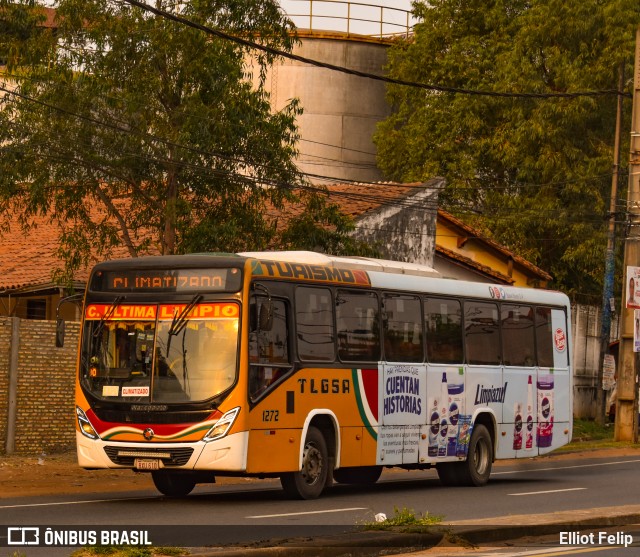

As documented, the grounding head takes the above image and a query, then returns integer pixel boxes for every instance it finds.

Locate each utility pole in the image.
[596,64,625,425]
[616,28,640,442]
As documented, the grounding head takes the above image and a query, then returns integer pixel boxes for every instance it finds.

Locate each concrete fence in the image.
[572,304,619,419]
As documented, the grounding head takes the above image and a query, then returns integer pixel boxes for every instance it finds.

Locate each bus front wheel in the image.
[280,426,329,499]
[152,470,197,497]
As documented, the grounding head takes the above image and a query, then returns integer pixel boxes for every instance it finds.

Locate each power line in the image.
[117,0,631,100]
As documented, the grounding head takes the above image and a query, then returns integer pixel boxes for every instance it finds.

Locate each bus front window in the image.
[81,302,239,403]
[154,313,238,402]
[82,318,157,399]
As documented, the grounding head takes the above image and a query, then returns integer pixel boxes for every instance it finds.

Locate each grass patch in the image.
[572,418,615,442]
[556,418,640,452]
[71,547,186,557]
[362,506,443,533]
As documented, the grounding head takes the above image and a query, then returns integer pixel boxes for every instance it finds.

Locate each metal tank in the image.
[264,1,416,183]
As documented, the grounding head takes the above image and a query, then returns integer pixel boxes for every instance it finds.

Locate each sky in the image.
[278,0,418,37]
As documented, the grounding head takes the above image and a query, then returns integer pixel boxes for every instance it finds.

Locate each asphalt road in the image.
[2,454,640,555]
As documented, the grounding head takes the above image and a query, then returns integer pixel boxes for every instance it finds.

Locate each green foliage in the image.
[0,0,357,282]
[279,189,381,257]
[375,0,640,300]
[363,506,443,532]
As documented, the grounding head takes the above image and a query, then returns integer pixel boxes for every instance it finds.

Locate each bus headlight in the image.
[76,406,100,440]
[203,407,240,442]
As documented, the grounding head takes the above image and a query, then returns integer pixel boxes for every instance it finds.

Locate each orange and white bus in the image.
[71,251,572,498]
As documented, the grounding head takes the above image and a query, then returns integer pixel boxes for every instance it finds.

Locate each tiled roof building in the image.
[0,181,551,319]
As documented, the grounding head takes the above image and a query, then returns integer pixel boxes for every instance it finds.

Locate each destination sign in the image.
[85,302,239,321]
[91,268,242,293]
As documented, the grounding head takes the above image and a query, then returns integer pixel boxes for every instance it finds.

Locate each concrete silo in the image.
[263,2,415,183]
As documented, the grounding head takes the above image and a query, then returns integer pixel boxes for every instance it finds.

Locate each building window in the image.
[26,299,47,320]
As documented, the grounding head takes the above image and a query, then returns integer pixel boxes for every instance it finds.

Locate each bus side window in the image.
[295,286,336,362]
[336,290,380,362]
[425,298,463,364]
[249,298,290,400]
[535,307,554,368]
[501,304,535,366]
[464,301,501,365]
[383,294,423,362]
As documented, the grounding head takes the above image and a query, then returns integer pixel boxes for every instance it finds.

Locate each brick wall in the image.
[0,317,80,455]
[0,319,11,451]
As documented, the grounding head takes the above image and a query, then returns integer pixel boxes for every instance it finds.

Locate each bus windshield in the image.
[81,302,239,403]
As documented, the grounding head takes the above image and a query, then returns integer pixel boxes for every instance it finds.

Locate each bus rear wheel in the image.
[463,424,492,486]
[436,424,493,487]
[280,426,328,500]
[152,470,197,497]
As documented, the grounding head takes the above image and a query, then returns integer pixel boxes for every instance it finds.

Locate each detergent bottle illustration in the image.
[537,374,554,448]
[525,375,534,450]
[438,372,448,457]
[447,368,465,456]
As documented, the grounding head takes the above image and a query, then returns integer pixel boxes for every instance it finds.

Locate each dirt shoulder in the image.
[1,446,639,500]
[0,451,256,498]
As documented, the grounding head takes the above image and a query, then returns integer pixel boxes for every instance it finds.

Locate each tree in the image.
[374,0,640,301]
[0,0,361,281]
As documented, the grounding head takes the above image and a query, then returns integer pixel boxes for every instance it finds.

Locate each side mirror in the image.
[259,301,273,332]
[55,318,66,348]
[55,293,84,347]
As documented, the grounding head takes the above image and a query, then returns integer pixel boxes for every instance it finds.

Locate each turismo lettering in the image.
[254,260,370,286]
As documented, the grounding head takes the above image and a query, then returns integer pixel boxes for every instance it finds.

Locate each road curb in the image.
[186,506,640,557]
[450,506,640,545]
[187,530,445,557]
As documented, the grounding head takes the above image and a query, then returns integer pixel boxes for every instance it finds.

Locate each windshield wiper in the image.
[166,293,203,354]
[93,295,125,339]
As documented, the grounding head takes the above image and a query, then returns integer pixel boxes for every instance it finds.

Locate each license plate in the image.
[134,458,161,470]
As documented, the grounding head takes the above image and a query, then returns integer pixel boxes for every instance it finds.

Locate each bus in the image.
[69,251,572,499]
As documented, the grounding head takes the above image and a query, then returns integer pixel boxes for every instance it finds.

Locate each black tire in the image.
[460,423,493,486]
[280,426,329,499]
[333,465,382,485]
[151,470,197,497]
[437,424,493,487]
